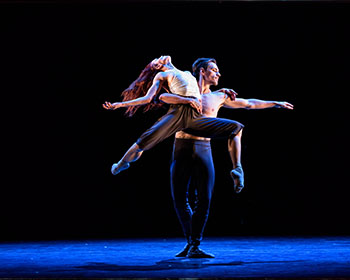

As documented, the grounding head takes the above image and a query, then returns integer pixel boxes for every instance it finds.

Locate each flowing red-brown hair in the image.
[121,62,169,117]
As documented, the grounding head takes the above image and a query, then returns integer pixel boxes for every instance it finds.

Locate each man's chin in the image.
[207,80,219,86]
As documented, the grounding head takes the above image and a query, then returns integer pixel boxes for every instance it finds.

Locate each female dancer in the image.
[103,56,243,187]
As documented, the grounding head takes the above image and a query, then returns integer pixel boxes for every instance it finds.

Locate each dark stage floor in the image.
[1,236,350,278]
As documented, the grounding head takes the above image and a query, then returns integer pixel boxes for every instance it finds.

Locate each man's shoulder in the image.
[202,91,226,106]
[210,90,227,99]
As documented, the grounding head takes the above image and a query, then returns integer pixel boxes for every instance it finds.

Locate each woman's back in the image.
[167,69,201,100]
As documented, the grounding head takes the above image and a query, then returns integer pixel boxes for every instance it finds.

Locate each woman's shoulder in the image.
[155,71,173,80]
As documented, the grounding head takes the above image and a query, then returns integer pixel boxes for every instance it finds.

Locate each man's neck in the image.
[198,76,212,94]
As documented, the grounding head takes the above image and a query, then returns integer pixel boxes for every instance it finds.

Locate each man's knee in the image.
[173,198,190,213]
[195,195,211,210]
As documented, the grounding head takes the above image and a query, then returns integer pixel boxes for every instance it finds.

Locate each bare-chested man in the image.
[159,58,293,258]
[103,56,243,178]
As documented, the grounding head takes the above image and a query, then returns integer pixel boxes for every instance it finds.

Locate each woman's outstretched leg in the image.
[111,106,190,175]
[111,143,143,175]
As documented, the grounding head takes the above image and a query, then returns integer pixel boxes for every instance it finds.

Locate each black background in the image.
[2,1,350,241]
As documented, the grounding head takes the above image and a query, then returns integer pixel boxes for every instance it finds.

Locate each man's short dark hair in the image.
[192,58,217,79]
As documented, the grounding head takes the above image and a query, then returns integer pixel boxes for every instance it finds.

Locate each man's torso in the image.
[175,91,227,140]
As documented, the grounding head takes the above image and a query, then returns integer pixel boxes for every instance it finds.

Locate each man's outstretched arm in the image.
[223,96,294,110]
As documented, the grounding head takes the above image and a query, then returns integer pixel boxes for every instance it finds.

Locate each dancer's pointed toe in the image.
[230,166,244,193]
[111,161,130,175]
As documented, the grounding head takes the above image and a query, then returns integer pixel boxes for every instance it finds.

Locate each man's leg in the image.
[170,139,194,257]
[187,140,215,258]
[228,129,244,193]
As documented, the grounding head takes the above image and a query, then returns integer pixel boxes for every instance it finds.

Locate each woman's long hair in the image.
[121,62,169,117]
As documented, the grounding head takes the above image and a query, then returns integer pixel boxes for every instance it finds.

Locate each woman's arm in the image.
[159,93,202,113]
[103,72,167,110]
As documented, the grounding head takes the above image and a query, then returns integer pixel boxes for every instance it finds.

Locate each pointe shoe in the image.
[111,161,130,175]
[230,166,244,193]
[175,243,191,257]
[186,245,215,258]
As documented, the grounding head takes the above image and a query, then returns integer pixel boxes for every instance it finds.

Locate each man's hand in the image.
[188,97,202,114]
[102,101,123,110]
[275,101,294,110]
[218,88,238,101]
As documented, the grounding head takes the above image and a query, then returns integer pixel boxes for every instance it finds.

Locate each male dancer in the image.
[159,58,293,258]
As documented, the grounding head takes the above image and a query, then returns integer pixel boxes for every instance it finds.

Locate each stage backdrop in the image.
[2,1,349,240]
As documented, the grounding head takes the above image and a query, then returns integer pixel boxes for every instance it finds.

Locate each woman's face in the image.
[151,55,171,70]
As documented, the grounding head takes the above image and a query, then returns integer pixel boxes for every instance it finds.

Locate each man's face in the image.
[151,55,171,70]
[201,62,221,86]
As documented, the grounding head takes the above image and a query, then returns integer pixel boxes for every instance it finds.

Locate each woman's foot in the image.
[111,160,130,175]
[230,166,244,193]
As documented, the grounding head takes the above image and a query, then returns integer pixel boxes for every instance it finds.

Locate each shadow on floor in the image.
[76,258,306,272]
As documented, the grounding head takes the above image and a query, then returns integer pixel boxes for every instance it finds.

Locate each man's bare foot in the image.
[230,166,244,193]
[111,160,130,175]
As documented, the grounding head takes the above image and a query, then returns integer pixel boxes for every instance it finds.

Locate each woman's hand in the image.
[218,88,238,101]
[102,101,123,110]
[188,98,202,114]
